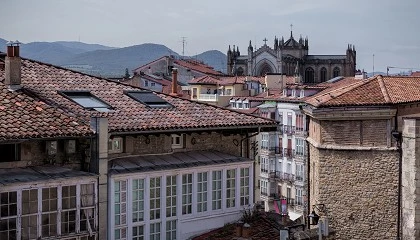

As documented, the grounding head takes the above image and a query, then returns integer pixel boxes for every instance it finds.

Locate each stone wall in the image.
[109,132,244,159]
[402,118,420,239]
[309,144,399,239]
[320,120,389,147]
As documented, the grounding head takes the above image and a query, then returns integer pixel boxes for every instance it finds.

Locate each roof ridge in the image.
[312,78,370,104]
[376,75,391,103]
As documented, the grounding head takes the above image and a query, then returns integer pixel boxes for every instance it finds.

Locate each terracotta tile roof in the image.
[219,76,266,85]
[410,71,420,77]
[189,75,220,85]
[0,57,276,134]
[140,74,171,86]
[174,59,223,76]
[306,75,420,107]
[0,82,92,141]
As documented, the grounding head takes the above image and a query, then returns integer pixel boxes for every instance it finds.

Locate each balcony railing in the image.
[269,171,282,180]
[197,94,218,101]
[269,146,283,155]
[286,197,295,205]
[292,150,305,160]
[295,175,304,182]
[283,148,293,158]
[295,127,307,137]
[283,125,295,135]
[283,173,295,182]
[261,191,268,196]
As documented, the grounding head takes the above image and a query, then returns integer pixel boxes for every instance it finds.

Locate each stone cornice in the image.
[307,137,397,151]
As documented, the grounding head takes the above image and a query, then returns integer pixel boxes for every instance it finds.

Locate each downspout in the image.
[305,115,311,230]
[240,128,261,207]
[394,111,401,240]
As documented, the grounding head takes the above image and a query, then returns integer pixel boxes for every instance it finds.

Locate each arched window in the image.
[305,67,314,83]
[320,67,327,82]
[236,67,244,76]
[333,67,340,78]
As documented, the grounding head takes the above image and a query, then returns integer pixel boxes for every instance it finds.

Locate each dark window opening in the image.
[305,67,314,83]
[0,144,20,162]
[125,91,173,108]
[320,67,327,82]
[333,67,341,78]
[59,91,111,112]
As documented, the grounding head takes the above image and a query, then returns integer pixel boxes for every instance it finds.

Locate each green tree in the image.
[124,68,130,78]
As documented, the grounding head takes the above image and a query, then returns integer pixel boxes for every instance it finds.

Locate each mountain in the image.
[192,50,227,73]
[62,43,180,77]
[0,38,227,77]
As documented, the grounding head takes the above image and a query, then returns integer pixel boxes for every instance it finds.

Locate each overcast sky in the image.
[2,0,419,74]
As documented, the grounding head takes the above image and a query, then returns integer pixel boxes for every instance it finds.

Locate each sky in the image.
[2,0,420,74]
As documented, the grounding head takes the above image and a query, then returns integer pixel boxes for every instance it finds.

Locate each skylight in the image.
[125,91,173,108]
[60,91,111,112]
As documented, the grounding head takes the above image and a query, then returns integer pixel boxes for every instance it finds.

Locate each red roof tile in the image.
[189,75,220,85]
[306,75,420,107]
[0,83,92,141]
[174,59,223,76]
[0,57,276,134]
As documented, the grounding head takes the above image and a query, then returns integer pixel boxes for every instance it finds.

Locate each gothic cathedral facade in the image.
[227,31,356,83]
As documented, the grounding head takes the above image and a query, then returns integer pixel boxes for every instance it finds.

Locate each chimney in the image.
[5,41,22,91]
[170,68,179,96]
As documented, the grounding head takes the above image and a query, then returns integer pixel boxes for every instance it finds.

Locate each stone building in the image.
[302,75,420,239]
[0,44,277,239]
[227,31,356,83]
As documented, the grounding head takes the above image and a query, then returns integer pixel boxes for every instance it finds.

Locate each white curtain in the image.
[81,184,94,236]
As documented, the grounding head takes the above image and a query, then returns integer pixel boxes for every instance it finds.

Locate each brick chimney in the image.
[170,68,179,96]
[5,41,22,90]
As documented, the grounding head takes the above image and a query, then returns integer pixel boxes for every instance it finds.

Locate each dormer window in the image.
[282,89,287,96]
[300,90,305,98]
[291,89,296,97]
[60,91,111,112]
[125,91,173,108]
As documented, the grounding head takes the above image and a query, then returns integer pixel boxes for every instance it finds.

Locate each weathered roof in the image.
[0,166,96,186]
[109,150,252,175]
[306,75,420,107]
[174,59,223,76]
[0,57,276,134]
[189,75,220,85]
[0,82,93,141]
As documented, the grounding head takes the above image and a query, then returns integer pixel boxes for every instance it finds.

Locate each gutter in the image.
[109,124,277,136]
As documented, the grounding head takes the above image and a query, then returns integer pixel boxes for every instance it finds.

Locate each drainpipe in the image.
[393,112,402,240]
[240,128,261,207]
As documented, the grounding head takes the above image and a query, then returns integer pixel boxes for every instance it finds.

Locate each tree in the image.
[124,68,130,79]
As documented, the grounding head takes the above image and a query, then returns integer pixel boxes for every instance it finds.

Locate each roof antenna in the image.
[372,54,375,77]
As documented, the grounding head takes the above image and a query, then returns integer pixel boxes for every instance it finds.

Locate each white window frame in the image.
[197,172,208,213]
[109,137,123,153]
[212,170,222,210]
[182,174,192,215]
[171,134,184,149]
[226,169,236,208]
[240,168,250,206]
[1,180,97,240]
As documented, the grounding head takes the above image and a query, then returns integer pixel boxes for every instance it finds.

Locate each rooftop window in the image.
[60,91,111,112]
[125,91,173,108]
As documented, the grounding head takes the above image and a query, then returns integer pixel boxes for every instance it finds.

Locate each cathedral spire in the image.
[290,24,294,39]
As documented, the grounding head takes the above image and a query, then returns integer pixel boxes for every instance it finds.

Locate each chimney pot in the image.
[5,44,22,90]
[170,68,179,96]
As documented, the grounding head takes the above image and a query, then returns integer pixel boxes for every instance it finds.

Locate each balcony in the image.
[269,171,282,180]
[283,125,295,135]
[283,148,293,159]
[197,94,218,102]
[269,146,283,155]
[295,127,307,137]
[295,175,304,182]
[283,173,295,182]
[292,150,305,160]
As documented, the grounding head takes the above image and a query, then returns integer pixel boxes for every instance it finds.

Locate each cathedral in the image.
[227,30,356,83]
